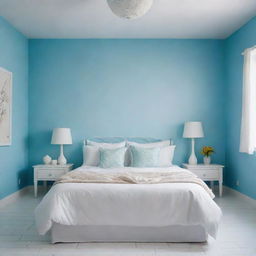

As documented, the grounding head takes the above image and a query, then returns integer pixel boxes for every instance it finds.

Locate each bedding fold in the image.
[55,169,214,198]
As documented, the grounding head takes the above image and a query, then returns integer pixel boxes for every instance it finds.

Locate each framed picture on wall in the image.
[0,67,12,146]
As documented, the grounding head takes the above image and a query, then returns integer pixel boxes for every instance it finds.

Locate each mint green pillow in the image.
[130,146,160,167]
[99,147,126,168]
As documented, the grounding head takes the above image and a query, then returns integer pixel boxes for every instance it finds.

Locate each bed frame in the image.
[51,223,207,243]
[51,138,208,243]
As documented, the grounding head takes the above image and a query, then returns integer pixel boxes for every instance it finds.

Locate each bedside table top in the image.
[33,164,73,168]
[182,163,224,169]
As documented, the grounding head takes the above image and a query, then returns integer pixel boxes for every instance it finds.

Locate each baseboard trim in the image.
[0,185,51,207]
[0,186,31,208]
[223,186,256,207]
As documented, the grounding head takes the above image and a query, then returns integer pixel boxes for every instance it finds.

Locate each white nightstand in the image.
[182,164,224,197]
[33,164,73,197]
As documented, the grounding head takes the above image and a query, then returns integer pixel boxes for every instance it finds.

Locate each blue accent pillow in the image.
[130,146,160,167]
[99,147,126,168]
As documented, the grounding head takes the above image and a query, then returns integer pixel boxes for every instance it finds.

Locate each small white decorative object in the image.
[51,128,72,165]
[183,122,204,165]
[43,155,52,164]
[51,160,57,165]
[203,156,211,165]
[107,0,153,19]
[0,68,12,146]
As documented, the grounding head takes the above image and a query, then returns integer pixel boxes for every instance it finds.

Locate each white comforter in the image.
[35,165,222,238]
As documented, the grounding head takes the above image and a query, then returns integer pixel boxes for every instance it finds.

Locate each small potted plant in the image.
[201,146,214,165]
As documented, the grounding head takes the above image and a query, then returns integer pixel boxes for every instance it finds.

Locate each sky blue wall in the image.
[0,17,28,199]
[28,39,226,182]
[1,15,255,200]
[225,17,256,199]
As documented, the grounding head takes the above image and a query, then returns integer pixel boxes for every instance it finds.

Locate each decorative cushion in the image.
[125,140,172,166]
[99,147,126,168]
[130,146,160,167]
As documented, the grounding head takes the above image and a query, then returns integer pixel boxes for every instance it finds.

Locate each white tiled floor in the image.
[0,187,255,256]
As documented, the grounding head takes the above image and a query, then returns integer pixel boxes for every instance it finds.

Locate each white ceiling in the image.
[0,0,256,39]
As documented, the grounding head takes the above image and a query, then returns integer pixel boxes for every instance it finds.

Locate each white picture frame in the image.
[0,67,12,146]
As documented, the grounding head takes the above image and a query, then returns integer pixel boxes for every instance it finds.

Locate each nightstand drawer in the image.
[37,170,66,179]
[193,170,219,180]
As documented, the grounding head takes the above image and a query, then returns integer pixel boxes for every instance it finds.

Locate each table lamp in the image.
[51,128,72,165]
[183,122,204,165]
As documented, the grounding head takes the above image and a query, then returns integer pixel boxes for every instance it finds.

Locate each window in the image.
[240,47,256,154]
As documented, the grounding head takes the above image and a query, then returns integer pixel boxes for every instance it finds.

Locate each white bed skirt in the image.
[51,223,208,243]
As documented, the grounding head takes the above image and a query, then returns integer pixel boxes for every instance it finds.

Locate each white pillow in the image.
[126,140,171,148]
[125,140,171,166]
[87,140,126,148]
[158,145,176,166]
[83,145,100,166]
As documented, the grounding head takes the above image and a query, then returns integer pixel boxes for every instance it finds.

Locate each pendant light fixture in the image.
[107,0,153,19]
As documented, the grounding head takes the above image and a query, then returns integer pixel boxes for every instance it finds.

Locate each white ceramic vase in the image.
[43,155,52,164]
[203,156,211,165]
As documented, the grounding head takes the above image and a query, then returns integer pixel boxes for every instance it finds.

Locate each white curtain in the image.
[240,48,256,154]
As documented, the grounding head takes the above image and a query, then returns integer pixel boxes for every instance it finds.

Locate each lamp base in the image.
[188,138,197,165]
[58,144,67,165]
[58,154,67,165]
[188,154,197,165]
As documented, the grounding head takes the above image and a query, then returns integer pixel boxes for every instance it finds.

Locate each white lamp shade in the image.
[51,128,72,145]
[183,122,204,138]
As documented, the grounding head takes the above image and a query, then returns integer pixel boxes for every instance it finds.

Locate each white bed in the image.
[35,165,222,243]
